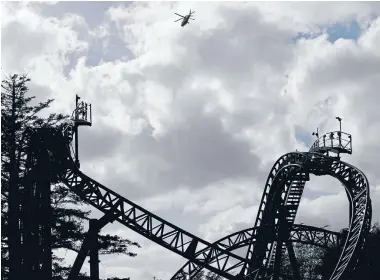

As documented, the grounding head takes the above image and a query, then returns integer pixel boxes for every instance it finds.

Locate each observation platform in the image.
[309,131,352,156]
[71,99,92,127]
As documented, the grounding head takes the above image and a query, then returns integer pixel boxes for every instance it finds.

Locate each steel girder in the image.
[60,163,250,279]
[171,224,341,280]
[288,224,342,248]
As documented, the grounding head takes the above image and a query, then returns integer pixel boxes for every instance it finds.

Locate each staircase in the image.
[264,171,310,278]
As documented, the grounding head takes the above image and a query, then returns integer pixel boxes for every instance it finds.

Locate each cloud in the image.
[1,2,379,280]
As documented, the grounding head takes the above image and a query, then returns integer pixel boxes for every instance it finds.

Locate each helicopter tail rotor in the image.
[189,9,195,20]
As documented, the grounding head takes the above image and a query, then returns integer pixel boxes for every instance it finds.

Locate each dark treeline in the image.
[1,73,140,280]
[317,223,380,280]
[279,222,380,280]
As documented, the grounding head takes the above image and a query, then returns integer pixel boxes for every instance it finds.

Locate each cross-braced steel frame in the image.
[171,224,342,280]
[21,107,371,280]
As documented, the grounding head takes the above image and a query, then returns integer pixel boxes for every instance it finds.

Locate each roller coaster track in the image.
[23,128,250,279]
[242,132,371,280]
[171,224,341,280]
[24,126,371,280]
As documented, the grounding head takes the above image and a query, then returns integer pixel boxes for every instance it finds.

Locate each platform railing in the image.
[309,131,352,155]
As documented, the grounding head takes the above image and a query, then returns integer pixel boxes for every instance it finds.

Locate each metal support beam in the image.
[89,219,100,280]
[74,95,80,168]
[67,235,92,280]
[272,217,287,280]
[286,241,301,280]
[272,242,283,280]
[67,212,116,280]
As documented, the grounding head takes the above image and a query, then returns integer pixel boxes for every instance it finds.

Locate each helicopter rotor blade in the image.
[174,13,185,18]
[174,18,182,22]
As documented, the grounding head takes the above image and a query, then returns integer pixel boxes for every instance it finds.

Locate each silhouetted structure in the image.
[20,92,371,280]
[172,118,371,280]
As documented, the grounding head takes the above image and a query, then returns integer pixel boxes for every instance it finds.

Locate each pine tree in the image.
[1,73,61,280]
[1,73,140,280]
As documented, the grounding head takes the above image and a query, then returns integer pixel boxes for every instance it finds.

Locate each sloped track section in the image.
[22,127,251,280]
[171,225,341,280]
[60,162,252,279]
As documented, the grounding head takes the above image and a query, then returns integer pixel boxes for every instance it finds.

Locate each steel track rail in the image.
[171,224,341,280]
[245,153,310,269]
[253,164,308,278]
[245,160,309,279]
[60,165,253,279]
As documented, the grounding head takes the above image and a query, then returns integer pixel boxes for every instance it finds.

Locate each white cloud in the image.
[1,1,379,280]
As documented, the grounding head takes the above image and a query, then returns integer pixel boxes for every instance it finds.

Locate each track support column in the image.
[68,212,116,280]
[89,219,100,280]
[286,241,301,280]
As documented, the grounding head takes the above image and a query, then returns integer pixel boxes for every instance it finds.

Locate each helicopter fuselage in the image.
[181,15,190,27]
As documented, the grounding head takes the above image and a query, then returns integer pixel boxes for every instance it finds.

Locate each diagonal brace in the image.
[67,210,117,280]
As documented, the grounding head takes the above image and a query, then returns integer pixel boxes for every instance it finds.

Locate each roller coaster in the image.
[18,95,372,280]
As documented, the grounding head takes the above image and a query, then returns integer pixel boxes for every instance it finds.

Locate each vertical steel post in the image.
[286,241,301,280]
[89,219,100,280]
[75,95,80,168]
[68,212,115,280]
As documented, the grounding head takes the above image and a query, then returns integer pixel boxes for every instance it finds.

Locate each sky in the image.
[1,1,380,280]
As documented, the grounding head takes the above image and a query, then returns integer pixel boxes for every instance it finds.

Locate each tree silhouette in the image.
[317,223,380,280]
[1,73,140,280]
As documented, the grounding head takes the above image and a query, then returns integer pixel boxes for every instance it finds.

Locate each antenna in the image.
[336,116,342,132]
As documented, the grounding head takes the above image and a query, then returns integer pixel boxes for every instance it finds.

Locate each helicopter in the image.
[174,9,195,27]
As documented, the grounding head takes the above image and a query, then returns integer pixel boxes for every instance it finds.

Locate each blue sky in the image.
[326,20,361,42]
[293,19,362,147]
[39,1,120,27]
[295,126,314,148]
[293,19,362,43]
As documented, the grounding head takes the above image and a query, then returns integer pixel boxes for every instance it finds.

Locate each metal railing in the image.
[309,131,352,155]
